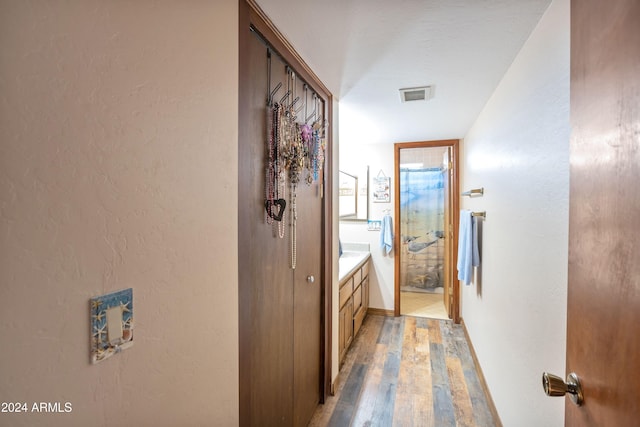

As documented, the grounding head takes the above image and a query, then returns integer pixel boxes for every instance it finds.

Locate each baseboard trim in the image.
[330,371,340,396]
[367,307,394,317]
[460,317,503,427]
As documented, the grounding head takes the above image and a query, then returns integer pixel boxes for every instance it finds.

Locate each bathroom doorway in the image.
[394,140,460,322]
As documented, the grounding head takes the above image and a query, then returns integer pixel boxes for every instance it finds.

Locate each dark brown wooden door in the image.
[238,29,323,427]
[293,174,322,426]
[566,0,640,425]
[239,32,294,426]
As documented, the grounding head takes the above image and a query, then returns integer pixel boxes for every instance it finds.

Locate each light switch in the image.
[106,306,123,345]
[90,288,134,364]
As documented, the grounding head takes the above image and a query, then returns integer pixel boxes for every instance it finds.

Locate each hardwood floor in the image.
[310,315,497,427]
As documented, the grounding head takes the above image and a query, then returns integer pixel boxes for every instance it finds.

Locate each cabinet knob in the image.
[307,275,315,283]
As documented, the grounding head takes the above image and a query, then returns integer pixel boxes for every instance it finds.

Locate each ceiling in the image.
[255,0,552,146]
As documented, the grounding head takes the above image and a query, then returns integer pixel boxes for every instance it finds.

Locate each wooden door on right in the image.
[566,0,640,425]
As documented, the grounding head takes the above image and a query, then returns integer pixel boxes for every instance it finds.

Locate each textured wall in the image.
[0,1,239,426]
[460,0,569,425]
[339,143,396,312]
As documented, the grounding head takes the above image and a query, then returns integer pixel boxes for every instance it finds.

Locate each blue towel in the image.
[457,210,480,285]
[380,214,393,254]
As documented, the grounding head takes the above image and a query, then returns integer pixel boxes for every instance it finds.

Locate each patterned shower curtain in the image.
[399,168,445,289]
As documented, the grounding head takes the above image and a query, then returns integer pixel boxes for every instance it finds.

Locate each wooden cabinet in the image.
[338,297,353,362]
[338,258,370,365]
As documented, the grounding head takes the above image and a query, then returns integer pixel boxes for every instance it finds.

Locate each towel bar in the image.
[462,188,484,197]
[471,211,486,218]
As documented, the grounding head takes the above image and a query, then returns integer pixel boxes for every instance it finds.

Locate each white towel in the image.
[380,214,393,254]
[457,210,480,285]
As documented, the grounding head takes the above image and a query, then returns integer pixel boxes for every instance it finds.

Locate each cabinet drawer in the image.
[353,267,362,285]
[361,261,370,280]
[339,277,353,308]
[353,284,362,313]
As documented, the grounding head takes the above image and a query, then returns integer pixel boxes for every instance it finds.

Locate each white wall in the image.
[339,143,396,312]
[460,0,569,426]
[0,1,239,426]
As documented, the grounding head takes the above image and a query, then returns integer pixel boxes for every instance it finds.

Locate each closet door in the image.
[292,168,322,426]
[239,29,323,427]
[239,32,294,426]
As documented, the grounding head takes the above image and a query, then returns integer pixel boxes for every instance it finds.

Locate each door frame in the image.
[393,140,460,323]
[238,0,334,421]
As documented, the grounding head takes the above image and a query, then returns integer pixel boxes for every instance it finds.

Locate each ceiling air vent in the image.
[399,86,433,103]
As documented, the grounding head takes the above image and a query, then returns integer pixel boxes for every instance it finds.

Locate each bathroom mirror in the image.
[339,166,369,221]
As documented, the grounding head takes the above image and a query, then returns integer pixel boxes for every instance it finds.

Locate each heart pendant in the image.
[264,199,286,221]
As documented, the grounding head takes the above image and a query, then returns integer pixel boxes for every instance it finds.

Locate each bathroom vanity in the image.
[338,248,371,365]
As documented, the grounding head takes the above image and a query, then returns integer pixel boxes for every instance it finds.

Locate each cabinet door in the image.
[363,276,369,312]
[338,302,347,361]
[354,302,365,336]
[339,299,353,363]
[346,300,353,349]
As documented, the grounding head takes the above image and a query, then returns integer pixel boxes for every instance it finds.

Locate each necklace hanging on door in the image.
[264,50,287,232]
[265,102,287,231]
[312,95,326,180]
[289,180,298,269]
[300,122,313,185]
[263,62,328,268]
[283,71,306,268]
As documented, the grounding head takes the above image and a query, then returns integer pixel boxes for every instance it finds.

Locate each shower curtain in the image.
[400,168,445,290]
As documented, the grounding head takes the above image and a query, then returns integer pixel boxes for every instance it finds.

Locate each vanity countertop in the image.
[339,251,371,283]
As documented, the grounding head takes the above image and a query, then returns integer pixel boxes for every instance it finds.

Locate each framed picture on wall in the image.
[373,175,390,203]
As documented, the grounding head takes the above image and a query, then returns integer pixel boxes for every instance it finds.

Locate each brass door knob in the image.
[542,372,584,406]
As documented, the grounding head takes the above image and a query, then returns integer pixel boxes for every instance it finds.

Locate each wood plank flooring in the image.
[310,315,497,427]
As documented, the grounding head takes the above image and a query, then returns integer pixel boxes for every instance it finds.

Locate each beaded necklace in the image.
[265,102,286,239]
[265,50,286,236]
[312,117,326,179]
[285,110,304,268]
[264,65,327,269]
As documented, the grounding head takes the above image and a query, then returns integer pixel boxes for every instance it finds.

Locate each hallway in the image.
[310,315,496,426]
